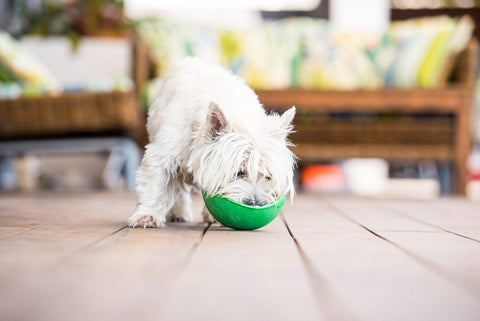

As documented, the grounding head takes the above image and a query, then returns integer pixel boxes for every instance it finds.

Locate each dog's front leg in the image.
[128,147,176,228]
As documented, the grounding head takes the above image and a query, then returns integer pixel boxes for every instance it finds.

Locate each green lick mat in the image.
[202,192,286,230]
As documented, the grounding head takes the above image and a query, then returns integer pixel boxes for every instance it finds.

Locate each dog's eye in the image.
[265,175,272,181]
[236,171,247,179]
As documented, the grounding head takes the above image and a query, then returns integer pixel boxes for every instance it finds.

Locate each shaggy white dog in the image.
[128,57,296,228]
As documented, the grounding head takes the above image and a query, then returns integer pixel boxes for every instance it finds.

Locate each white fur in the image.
[128,57,296,228]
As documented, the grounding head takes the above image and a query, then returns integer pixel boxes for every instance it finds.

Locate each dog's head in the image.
[193,101,296,206]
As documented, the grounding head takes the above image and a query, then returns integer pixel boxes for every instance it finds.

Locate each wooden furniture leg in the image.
[453,100,472,195]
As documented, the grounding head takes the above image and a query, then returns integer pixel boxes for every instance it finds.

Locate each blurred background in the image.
[0,0,479,200]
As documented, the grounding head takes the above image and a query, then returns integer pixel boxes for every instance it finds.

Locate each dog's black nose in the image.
[242,198,267,207]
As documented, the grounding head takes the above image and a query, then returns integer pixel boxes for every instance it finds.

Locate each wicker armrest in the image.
[0,90,142,140]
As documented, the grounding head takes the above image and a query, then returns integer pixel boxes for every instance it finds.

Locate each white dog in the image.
[128,57,296,228]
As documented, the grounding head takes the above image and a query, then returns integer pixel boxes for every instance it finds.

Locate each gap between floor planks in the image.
[281,213,358,321]
[323,195,480,301]
[377,199,480,243]
[0,225,41,241]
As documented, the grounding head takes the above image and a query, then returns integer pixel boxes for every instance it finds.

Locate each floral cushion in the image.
[136,15,474,90]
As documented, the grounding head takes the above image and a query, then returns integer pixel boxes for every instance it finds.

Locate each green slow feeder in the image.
[202,192,286,230]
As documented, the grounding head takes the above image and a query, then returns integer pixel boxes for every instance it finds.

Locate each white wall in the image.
[20,37,131,85]
[330,0,390,35]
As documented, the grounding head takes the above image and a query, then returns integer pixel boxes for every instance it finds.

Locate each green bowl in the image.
[202,192,286,230]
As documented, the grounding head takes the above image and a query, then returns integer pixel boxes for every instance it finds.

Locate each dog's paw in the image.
[128,213,164,228]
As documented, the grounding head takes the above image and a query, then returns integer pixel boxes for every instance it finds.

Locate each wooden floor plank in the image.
[284,194,480,321]
[0,224,208,321]
[159,217,320,321]
[0,224,125,278]
[0,192,134,278]
[380,198,480,242]
[0,194,208,321]
[325,196,480,301]
[0,192,137,227]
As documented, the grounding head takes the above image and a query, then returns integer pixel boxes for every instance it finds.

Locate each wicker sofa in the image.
[132,36,478,195]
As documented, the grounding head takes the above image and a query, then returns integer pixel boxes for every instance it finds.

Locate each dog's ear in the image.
[268,106,295,141]
[207,101,228,137]
[280,106,296,130]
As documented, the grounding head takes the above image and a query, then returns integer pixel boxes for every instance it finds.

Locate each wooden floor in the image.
[0,192,479,321]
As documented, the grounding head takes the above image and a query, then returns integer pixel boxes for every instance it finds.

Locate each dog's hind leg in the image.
[128,144,177,228]
[166,183,194,222]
